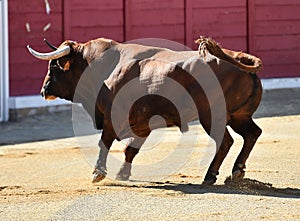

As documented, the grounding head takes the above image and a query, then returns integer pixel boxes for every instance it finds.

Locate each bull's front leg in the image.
[116,137,147,181]
[92,130,115,183]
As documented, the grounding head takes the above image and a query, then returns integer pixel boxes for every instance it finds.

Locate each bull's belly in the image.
[111,93,199,140]
[116,107,198,140]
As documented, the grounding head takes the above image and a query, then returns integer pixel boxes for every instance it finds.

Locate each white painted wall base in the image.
[261,77,300,90]
[7,77,300,111]
[8,95,70,109]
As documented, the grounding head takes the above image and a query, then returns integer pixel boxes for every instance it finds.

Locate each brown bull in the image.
[27,37,262,184]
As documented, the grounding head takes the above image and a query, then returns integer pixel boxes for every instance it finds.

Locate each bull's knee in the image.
[125,146,140,163]
[216,132,234,156]
[224,134,234,150]
[255,126,262,139]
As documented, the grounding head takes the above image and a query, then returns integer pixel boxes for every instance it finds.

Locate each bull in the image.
[27,37,262,185]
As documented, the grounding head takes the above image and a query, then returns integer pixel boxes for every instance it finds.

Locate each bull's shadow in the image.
[128,178,300,199]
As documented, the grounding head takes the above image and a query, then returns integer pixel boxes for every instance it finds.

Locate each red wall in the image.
[8,0,300,96]
[8,0,63,96]
[248,0,300,78]
[125,0,185,44]
[186,0,247,51]
[64,0,124,42]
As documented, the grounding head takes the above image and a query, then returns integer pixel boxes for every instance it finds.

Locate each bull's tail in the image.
[195,36,262,73]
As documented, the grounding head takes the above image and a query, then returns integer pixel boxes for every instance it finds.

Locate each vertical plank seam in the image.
[62,0,70,40]
[123,0,126,42]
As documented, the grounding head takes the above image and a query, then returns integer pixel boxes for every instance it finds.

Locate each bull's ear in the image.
[57,58,71,71]
[63,60,70,71]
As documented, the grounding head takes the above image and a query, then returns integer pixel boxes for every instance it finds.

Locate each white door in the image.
[0,0,9,122]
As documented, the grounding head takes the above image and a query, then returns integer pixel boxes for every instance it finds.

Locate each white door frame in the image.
[0,0,9,122]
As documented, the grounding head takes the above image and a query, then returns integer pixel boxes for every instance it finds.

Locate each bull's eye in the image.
[56,60,65,70]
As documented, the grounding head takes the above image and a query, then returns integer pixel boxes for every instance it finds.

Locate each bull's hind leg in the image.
[229,116,262,180]
[203,128,234,185]
[116,137,147,181]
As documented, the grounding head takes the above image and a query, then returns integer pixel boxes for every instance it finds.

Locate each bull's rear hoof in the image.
[202,176,217,185]
[202,175,217,185]
[202,179,216,185]
[231,163,245,181]
[92,168,107,183]
[203,171,218,185]
[231,170,245,181]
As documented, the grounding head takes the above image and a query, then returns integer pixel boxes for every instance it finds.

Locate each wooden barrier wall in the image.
[9,0,300,95]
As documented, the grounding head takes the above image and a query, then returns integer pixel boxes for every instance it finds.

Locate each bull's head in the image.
[27,39,88,101]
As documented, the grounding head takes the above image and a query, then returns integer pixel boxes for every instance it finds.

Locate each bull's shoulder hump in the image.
[116,43,162,60]
[139,58,177,74]
[104,59,141,91]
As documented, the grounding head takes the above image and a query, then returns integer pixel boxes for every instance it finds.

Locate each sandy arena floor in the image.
[1,114,300,220]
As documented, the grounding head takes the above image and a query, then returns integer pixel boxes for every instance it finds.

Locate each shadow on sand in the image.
[124,178,300,199]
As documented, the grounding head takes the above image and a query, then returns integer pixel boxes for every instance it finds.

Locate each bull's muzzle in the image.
[40,89,45,98]
[40,82,48,98]
[40,85,57,100]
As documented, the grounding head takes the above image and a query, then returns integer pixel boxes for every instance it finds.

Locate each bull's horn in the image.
[27,45,70,60]
[44,38,58,50]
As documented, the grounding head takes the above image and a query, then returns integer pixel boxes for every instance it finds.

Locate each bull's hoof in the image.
[116,163,131,181]
[231,163,245,181]
[92,167,107,183]
[231,170,245,181]
[202,179,216,185]
[202,172,218,185]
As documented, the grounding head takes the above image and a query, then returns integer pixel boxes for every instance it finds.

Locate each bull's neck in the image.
[82,38,117,64]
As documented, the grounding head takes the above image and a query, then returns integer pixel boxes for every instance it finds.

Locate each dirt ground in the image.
[1,89,300,220]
